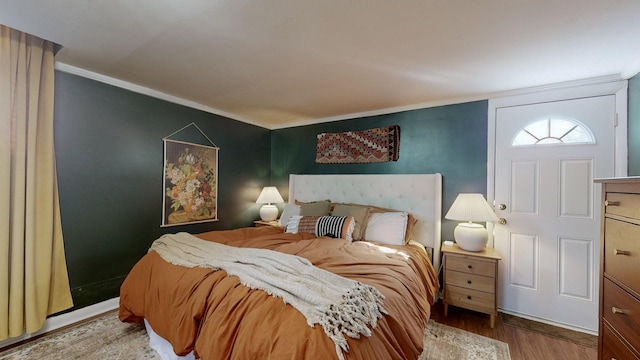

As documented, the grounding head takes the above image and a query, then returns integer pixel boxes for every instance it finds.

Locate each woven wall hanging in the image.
[315,125,400,164]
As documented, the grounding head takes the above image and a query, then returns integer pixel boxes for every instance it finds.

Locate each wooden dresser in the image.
[441,243,501,328]
[596,177,640,360]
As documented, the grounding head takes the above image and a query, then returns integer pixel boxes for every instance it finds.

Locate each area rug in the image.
[0,311,510,360]
[0,312,156,360]
[501,313,597,348]
[420,321,511,360]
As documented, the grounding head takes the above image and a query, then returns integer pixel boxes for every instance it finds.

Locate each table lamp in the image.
[256,186,284,221]
[445,193,499,251]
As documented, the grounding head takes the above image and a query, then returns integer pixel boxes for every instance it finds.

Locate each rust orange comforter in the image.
[119,226,439,360]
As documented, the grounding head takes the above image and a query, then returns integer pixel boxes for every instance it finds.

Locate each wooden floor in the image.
[429,301,597,360]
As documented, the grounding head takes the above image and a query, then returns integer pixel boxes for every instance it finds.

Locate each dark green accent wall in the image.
[628,74,640,175]
[52,67,640,312]
[54,71,271,309]
[271,101,489,242]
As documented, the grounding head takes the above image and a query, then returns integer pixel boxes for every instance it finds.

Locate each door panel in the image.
[509,233,538,289]
[511,161,538,214]
[494,95,615,332]
[559,159,592,217]
[558,237,592,300]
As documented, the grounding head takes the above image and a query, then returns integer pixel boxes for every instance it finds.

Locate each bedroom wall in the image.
[270,101,489,242]
[54,71,271,309]
[54,70,640,311]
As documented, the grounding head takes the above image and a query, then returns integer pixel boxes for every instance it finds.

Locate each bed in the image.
[119,173,442,360]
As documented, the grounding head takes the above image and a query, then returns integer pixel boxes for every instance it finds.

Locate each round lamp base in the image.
[259,204,279,221]
[454,223,488,252]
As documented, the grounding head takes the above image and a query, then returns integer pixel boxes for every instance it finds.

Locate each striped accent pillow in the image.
[316,215,354,241]
[285,215,355,242]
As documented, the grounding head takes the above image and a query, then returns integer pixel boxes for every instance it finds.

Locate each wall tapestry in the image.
[315,125,400,164]
[162,123,219,227]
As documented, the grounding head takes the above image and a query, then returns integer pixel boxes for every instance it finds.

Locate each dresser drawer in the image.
[445,255,496,277]
[604,218,640,295]
[445,284,495,313]
[604,192,640,219]
[602,278,640,355]
[601,322,640,360]
[445,270,495,293]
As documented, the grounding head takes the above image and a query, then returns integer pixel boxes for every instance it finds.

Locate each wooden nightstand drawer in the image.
[445,270,495,293]
[445,255,496,278]
[445,284,495,313]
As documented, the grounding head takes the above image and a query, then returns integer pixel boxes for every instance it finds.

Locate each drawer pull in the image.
[611,307,627,315]
[467,264,473,269]
[613,249,630,256]
[467,280,472,284]
[604,200,620,206]
[467,295,472,300]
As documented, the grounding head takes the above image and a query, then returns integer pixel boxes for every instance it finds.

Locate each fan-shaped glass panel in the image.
[512,118,594,146]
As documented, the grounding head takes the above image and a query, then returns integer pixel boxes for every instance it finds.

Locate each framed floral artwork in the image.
[162,139,218,226]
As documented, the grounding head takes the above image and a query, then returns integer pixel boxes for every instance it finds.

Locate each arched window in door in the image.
[512,117,595,146]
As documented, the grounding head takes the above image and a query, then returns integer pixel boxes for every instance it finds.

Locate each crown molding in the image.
[272,74,626,129]
[54,62,270,129]
[55,62,628,131]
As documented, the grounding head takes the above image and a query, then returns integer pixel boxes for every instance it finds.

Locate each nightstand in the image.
[441,243,501,328]
[253,220,281,227]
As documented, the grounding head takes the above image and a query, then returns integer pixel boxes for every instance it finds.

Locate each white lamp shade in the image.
[445,193,498,252]
[445,193,499,222]
[256,186,284,204]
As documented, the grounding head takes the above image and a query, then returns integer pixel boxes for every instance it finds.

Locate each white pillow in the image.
[279,204,301,226]
[285,215,304,233]
[363,212,408,245]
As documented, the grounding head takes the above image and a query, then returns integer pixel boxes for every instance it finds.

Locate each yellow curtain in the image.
[0,25,73,340]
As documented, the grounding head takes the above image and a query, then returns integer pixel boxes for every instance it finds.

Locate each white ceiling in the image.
[2,1,640,129]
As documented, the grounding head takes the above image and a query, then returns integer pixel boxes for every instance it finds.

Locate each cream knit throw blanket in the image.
[149,232,387,360]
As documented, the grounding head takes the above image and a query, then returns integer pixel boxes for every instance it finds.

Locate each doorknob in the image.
[498,218,507,225]
[498,204,507,210]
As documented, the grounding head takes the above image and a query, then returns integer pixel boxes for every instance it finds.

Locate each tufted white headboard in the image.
[288,173,442,270]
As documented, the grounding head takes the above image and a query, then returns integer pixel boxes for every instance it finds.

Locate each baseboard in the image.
[498,308,598,336]
[0,297,120,349]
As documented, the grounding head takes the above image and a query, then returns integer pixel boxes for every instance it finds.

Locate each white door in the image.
[493,95,616,332]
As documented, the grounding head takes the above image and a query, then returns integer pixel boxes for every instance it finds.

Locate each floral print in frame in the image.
[162,139,218,226]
